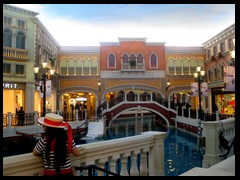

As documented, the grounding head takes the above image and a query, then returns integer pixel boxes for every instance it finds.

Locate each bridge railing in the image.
[3,110,87,129]
[3,131,167,176]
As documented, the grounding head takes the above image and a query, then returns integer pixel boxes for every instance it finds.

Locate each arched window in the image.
[91,59,98,75]
[208,69,212,82]
[122,54,128,63]
[60,58,67,74]
[16,31,25,49]
[137,54,143,63]
[220,42,225,53]
[213,46,217,57]
[108,53,115,69]
[68,58,75,75]
[129,54,136,66]
[221,65,224,80]
[150,54,157,68]
[168,58,174,74]
[3,29,12,47]
[183,58,189,75]
[214,66,218,81]
[176,58,182,75]
[207,49,211,60]
[228,38,232,50]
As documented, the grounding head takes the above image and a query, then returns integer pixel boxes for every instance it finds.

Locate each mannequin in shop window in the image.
[17,106,25,126]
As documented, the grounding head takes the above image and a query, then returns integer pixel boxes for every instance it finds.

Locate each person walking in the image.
[17,106,25,126]
[33,113,83,176]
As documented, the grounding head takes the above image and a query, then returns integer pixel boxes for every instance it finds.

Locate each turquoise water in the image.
[3,118,205,176]
[76,118,205,176]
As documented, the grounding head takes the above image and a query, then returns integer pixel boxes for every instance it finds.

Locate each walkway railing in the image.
[3,110,87,128]
[202,118,235,168]
[3,131,167,176]
[97,92,235,121]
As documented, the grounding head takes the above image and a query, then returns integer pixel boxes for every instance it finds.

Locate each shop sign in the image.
[3,83,17,89]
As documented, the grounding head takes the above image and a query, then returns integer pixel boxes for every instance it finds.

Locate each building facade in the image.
[3,4,59,114]
[3,4,235,120]
[202,23,235,115]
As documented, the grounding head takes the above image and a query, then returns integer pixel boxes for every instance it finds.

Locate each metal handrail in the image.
[75,164,121,176]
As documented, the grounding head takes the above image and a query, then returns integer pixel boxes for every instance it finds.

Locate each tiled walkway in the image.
[180,155,235,176]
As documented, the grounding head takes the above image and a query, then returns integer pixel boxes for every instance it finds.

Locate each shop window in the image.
[215,93,235,115]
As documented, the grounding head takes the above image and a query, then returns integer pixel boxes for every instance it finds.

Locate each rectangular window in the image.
[15,64,25,76]
[18,20,25,29]
[3,63,11,75]
[4,16,12,25]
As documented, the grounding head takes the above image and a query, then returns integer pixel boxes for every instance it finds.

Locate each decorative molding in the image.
[101,70,165,78]
[3,4,39,17]
[202,24,235,49]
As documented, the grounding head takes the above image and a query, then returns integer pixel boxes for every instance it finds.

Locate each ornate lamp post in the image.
[97,80,101,92]
[166,79,171,91]
[193,66,205,150]
[34,62,55,117]
[193,66,205,120]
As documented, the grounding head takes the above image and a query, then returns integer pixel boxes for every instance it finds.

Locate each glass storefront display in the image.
[215,93,235,115]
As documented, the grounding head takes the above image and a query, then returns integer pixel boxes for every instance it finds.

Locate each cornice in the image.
[202,23,235,49]
[3,4,39,17]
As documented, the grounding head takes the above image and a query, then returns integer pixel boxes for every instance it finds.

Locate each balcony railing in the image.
[3,46,29,60]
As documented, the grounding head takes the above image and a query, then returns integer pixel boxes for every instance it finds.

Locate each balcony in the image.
[3,46,29,61]
[121,62,145,71]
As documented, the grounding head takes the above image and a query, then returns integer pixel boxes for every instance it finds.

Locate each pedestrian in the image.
[17,106,25,126]
[213,104,219,113]
[33,113,83,176]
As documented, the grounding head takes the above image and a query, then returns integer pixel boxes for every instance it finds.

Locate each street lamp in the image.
[97,80,101,92]
[166,79,171,91]
[193,66,205,120]
[34,61,55,117]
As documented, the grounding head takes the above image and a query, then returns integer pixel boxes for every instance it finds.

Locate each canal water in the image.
[3,117,205,176]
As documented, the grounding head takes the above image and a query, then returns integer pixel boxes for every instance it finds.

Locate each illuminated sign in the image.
[76,97,87,101]
[3,83,17,89]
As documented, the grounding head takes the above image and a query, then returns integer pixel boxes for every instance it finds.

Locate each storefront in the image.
[212,87,235,115]
[34,84,57,114]
[3,82,25,114]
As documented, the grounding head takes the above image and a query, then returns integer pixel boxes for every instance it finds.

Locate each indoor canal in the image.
[3,116,205,176]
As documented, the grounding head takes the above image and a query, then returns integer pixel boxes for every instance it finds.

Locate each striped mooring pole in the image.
[197,119,202,150]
